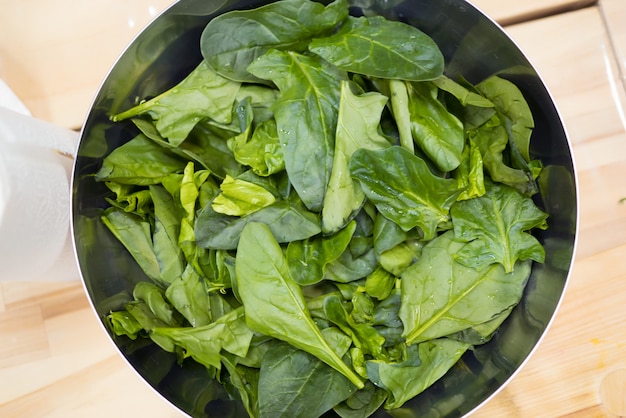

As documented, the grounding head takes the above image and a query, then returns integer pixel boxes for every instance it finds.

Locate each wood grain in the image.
[2,1,626,417]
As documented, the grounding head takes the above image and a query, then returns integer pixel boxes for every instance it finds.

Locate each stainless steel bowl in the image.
[71,0,578,416]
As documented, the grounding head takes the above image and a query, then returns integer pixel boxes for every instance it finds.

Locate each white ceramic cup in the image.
[0,105,80,281]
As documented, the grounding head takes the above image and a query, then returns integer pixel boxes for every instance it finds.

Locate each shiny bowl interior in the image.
[71,0,578,416]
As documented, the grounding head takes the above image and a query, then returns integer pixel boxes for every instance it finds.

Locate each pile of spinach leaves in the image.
[99,0,549,416]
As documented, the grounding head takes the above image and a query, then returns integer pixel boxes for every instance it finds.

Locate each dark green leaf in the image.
[350,147,462,240]
[476,75,534,162]
[309,16,444,81]
[248,49,347,212]
[258,341,357,418]
[95,134,187,185]
[406,81,464,172]
[201,0,349,82]
[366,338,469,409]
[287,220,357,285]
[399,231,532,345]
[235,222,364,388]
[195,198,321,250]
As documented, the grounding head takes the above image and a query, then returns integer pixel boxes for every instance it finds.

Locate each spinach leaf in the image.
[95,134,187,185]
[366,338,469,410]
[453,137,486,201]
[309,16,444,81]
[323,293,386,359]
[229,118,285,177]
[325,245,378,284]
[221,353,260,418]
[235,222,364,388]
[432,75,495,108]
[107,310,143,340]
[364,266,396,301]
[350,147,462,239]
[151,307,254,370]
[258,341,357,418]
[450,181,548,272]
[195,198,321,250]
[406,81,464,172]
[133,281,179,326]
[248,49,347,212]
[101,209,162,284]
[287,220,357,286]
[468,114,534,194]
[399,231,532,345]
[211,175,277,216]
[334,381,387,418]
[388,79,414,152]
[377,240,422,276]
[112,61,241,145]
[165,264,212,327]
[150,185,185,285]
[322,81,390,234]
[476,75,534,163]
[201,0,349,82]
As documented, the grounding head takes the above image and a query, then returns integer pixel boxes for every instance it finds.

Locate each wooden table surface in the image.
[2,0,626,417]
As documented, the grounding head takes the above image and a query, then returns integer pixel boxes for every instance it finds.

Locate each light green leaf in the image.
[112,61,241,145]
[212,175,277,216]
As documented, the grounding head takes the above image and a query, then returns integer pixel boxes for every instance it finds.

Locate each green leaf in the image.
[151,307,254,370]
[399,231,532,345]
[111,61,241,145]
[258,341,357,418]
[107,310,143,340]
[335,382,388,418]
[309,16,444,81]
[133,281,179,326]
[476,75,534,163]
[101,209,162,284]
[287,220,357,286]
[323,293,386,359]
[350,147,462,240]
[322,81,390,234]
[432,75,495,108]
[149,185,185,285]
[406,81,464,172]
[453,137,486,201]
[248,49,347,212]
[366,338,469,409]
[468,114,535,194]
[201,0,349,82]
[235,222,364,389]
[165,264,212,327]
[195,198,321,250]
[450,181,548,272]
[95,134,187,185]
[364,266,396,301]
[229,118,285,177]
[212,175,277,216]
